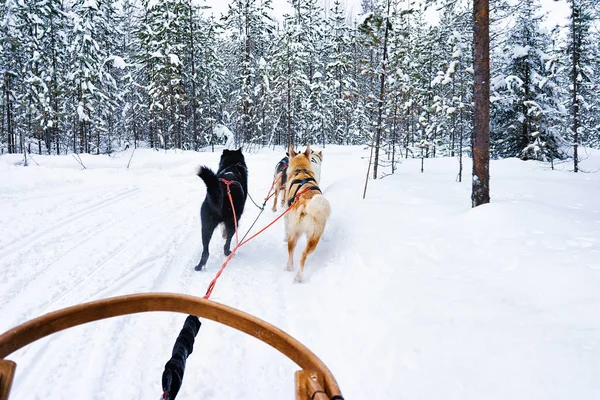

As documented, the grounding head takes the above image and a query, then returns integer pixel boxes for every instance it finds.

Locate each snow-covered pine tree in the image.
[1,0,23,154]
[428,3,472,161]
[270,17,308,147]
[67,0,117,154]
[490,0,562,161]
[223,0,275,146]
[357,0,393,178]
[106,0,139,152]
[134,0,188,150]
[324,0,357,145]
[14,0,68,155]
[563,0,597,171]
[197,14,227,151]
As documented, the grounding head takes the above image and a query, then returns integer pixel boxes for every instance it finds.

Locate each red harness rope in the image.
[219,179,239,246]
[264,172,284,201]
[202,185,311,300]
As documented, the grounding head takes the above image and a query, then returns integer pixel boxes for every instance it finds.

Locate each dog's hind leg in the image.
[223,219,237,256]
[272,180,279,212]
[196,218,218,271]
[279,187,286,208]
[295,235,320,283]
[286,231,299,272]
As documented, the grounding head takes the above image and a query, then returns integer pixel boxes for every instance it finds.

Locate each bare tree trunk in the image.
[189,4,198,150]
[571,1,579,173]
[96,120,100,155]
[391,91,398,173]
[458,97,464,183]
[472,0,490,207]
[242,0,251,144]
[5,74,15,154]
[1,96,4,154]
[457,68,465,183]
[287,42,293,147]
[50,14,59,155]
[373,0,391,180]
[169,82,176,149]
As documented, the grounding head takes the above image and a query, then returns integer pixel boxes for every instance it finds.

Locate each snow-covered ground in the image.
[1,146,599,399]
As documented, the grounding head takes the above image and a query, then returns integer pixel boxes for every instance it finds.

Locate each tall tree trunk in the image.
[373,0,391,180]
[451,79,456,157]
[287,39,292,147]
[243,0,251,144]
[170,82,176,149]
[189,4,198,150]
[6,74,15,154]
[391,88,399,173]
[472,0,490,207]
[96,116,100,155]
[48,19,57,154]
[571,1,579,173]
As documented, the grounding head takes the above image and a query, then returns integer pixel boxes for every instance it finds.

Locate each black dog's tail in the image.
[196,166,222,211]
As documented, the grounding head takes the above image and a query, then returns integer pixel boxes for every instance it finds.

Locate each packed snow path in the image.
[1,146,599,399]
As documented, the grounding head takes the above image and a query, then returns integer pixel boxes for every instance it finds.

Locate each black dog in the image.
[195,148,248,271]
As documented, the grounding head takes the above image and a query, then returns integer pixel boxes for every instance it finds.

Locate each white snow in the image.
[213,124,235,149]
[76,104,89,122]
[110,55,127,70]
[82,0,98,10]
[356,12,373,26]
[1,146,600,399]
[146,0,160,10]
[169,54,181,66]
[512,45,531,59]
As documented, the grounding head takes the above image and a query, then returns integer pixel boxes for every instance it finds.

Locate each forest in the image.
[1,0,598,175]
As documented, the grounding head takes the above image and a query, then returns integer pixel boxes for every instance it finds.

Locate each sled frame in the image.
[0,293,341,400]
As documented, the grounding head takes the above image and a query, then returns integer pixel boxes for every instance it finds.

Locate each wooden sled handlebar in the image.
[0,293,342,400]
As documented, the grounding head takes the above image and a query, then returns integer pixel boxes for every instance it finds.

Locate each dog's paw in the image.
[224,249,232,256]
[294,272,303,283]
[196,252,209,270]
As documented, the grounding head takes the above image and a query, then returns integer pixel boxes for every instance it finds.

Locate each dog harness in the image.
[219,163,247,195]
[287,168,321,206]
[276,157,289,185]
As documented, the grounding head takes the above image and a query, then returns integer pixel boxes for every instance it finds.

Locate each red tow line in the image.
[202,182,310,300]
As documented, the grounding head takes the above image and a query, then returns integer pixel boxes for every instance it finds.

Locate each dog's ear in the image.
[236,147,243,153]
[304,144,311,158]
[317,150,323,158]
[288,145,297,159]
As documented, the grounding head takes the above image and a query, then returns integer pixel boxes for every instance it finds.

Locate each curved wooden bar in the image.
[0,293,341,398]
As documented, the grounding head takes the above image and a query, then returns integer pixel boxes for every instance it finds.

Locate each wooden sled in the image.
[0,293,343,400]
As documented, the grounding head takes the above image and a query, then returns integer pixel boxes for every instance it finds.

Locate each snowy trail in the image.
[1,147,600,399]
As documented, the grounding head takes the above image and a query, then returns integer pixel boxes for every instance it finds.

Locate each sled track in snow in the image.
[7,199,202,398]
[0,187,140,261]
[0,190,194,327]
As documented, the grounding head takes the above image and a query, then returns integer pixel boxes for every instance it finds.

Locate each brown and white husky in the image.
[272,148,323,212]
[284,145,331,282]
[271,153,289,212]
[309,149,323,183]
